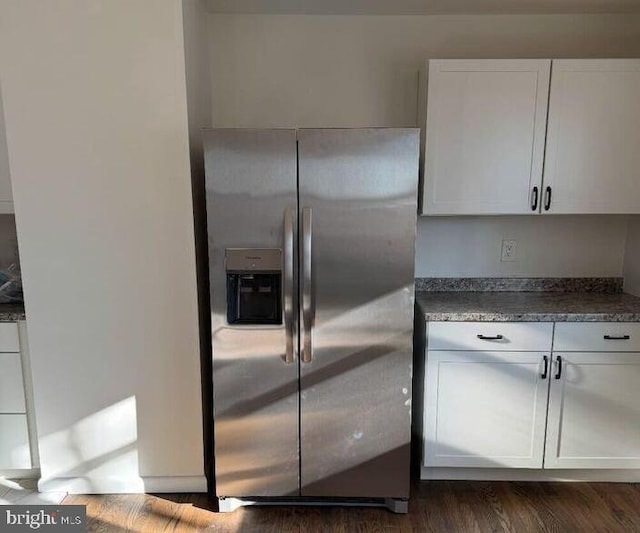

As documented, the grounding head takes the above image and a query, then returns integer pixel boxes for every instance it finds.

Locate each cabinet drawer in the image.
[0,322,19,352]
[427,321,553,351]
[0,353,25,413]
[0,414,30,469]
[554,322,640,352]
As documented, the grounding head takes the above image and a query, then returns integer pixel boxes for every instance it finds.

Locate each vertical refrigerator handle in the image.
[302,207,313,363]
[283,207,295,364]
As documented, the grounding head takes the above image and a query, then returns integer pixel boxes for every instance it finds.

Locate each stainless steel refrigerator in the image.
[204,128,418,513]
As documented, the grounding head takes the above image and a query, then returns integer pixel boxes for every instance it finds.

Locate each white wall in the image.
[0,0,205,493]
[209,13,640,278]
[184,0,213,158]
[418,215,629,278]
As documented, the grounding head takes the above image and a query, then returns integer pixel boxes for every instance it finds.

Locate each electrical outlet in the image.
[501,240,517,262]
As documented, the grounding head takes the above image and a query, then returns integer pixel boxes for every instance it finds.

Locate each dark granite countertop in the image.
[0,302,26,321]
[416,291,640,322]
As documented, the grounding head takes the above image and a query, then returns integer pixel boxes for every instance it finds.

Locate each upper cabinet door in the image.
[421,60,551,215]
[543,59,640,214]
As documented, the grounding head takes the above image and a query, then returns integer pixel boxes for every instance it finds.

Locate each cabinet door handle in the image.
[554,356,563,380]
[544,186,552,211]
[541,355,548,379]
[531,186,539,211]
[477,334,504,341]
[604,334,630,340]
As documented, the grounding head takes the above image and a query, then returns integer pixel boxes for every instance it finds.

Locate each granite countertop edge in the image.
[0,303,26,322]
[421,311,640,323]
[416,282,640,322]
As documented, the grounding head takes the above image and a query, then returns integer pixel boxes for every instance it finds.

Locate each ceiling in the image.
[206,0,640,14]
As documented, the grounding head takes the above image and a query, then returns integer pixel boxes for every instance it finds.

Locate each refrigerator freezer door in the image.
[204,129,299,497]
[297,128,418,498]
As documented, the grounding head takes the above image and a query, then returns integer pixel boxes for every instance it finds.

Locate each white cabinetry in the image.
[545,352,640,469]
[422,320,640,474]
[553,322,640,352]
[421,60,550,215]
[545,322,640,469]
[543,60,640,214]
[424,350,550,468]
[423,321,553,468]
[428,321,552,351]
[420,58,640,215]
[0,321,32,471]
[0,353,26,412]
[0,415,30,469]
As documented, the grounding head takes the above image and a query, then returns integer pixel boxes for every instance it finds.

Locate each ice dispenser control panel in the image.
[225,248,282,325]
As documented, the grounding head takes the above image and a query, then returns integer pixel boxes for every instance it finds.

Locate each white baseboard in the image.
[421,467,640,482]
[142,476,208,493]
[0,468,40,479]
[38,475,208,494]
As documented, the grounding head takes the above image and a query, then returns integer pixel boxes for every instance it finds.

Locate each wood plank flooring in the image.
[63,481,640,533]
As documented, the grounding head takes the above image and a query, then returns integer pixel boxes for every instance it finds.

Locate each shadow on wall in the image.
[35,396,142,494]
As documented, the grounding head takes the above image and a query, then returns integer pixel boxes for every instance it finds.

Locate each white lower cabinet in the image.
[0,321,33,471]
[0,352,26,412]
[0,414,30,469]
[423,321,640,474]
[424,351,550,468]
[545,352,640,469]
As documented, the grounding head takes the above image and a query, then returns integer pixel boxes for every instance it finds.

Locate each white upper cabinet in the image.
[421,59,551,215]
[543,59,640,214]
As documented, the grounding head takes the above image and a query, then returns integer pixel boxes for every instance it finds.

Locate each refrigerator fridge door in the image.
[204,129,299,497]
[297,128,419,498]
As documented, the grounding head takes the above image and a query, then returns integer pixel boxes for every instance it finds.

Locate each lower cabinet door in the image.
[0,353,26,413]
[424,351,550,468]
[545,352,640,469]
[0,414,31,469]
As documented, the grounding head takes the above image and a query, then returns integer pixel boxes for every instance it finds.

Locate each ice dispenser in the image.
[225,248,282,325]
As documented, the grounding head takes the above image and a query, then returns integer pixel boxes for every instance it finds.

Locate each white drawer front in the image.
[554,322,640,352]
[428,321,553,351]
[0,353,25,413]
[0,322,19,352]
[0,414,31,469]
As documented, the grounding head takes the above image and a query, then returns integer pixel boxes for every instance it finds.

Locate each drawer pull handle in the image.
[541,355,548,379]
[477,334,504,341]
[604,335,630,340]
[555,356,563,380]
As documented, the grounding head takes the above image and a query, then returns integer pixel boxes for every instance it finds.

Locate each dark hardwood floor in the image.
[63,481,640,532]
